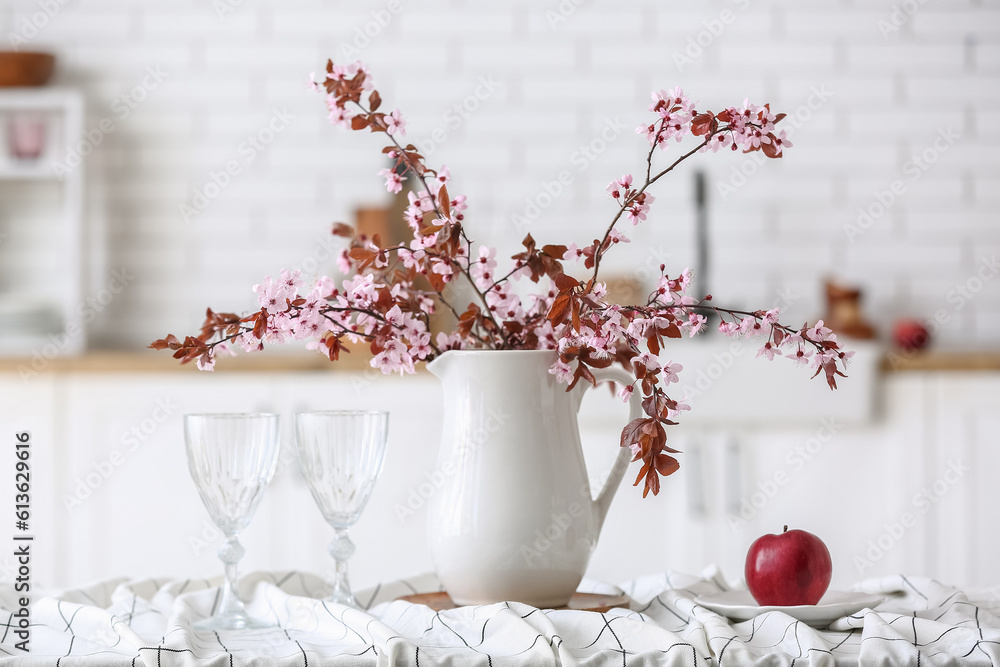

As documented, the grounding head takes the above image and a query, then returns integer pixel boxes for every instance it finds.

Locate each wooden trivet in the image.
[397,591,630,613]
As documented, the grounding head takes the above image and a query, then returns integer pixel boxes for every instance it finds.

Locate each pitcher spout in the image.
[426,351,452,379]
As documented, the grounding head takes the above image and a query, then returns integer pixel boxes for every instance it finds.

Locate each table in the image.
[3,569,999,665]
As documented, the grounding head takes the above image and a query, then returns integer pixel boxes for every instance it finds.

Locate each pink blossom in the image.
[385,109,406,136]
[253,274,294,313]
[782,332,804,348]
[608,228,630,244]
[704,132,733,153]
[618,383,635,402]
[719,320,740,336]
[563,243,583,262]
[371,339,415,376]
[661,362,682,384]
[431,259,454,279]
[549,359,574,384]
[771,129,793,155]
[790,346,813,366]
[685,313,707,336]
[606,174,633,199]
[626,202,649,225]
[436,331,465,351]
[668,400,691,419]
[345,274,378,304]
[433,165,450,190]
[470,245,498,289]
[410,333,433,359]
[806,320,833,341]
[378,168,405,194]
[238,331,263,353]
[738,315,766,337]
[327,102,352,128]
[196,353,215,371]
[636,352,661,372]
[756,342,781,361]
[337,248,352,274]
[418,231,439,248]
[384,305,404,327]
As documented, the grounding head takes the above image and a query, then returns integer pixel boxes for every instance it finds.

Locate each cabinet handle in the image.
[725,435,741,514]
[686,437,706,517]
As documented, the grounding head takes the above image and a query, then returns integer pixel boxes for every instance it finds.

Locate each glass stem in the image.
[218,535,247,618]
[329,528,357,606]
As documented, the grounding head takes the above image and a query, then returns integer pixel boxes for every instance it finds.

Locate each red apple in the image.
[745,526,832,606]
[893,319,930,352]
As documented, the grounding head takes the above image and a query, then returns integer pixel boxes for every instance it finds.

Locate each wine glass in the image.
[185,413,280,630]
[295,410,389,607]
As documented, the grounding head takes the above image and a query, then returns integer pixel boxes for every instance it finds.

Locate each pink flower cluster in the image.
[154,60,849,498]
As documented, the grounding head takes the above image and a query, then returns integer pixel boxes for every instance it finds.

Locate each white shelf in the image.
[0,87,82,109]
[0,161,60,180]
[0,88,85,356]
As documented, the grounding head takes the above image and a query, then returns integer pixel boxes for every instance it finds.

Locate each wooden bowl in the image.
[0,52,56,87]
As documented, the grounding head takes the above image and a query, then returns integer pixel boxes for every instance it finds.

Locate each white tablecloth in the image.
[3,569,999,665]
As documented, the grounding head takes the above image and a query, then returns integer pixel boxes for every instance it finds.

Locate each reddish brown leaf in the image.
[762,134,781,158]
[349,247,376,262]
[542,244,568,258]
[252,310,267,339]
[654,453,680,477]
[691,112,715,136]
[554,273,579,292]
[332,223,354,237]
[620,418,647,452]
[148,334,180,351]
[567,362,596,391]
[439,184,451,219]
[547,294,572,324]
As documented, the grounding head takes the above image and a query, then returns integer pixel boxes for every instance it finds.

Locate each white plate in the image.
[694,591,884,627]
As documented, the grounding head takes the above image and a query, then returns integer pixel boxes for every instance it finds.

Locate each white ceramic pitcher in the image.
[426,349,643,607]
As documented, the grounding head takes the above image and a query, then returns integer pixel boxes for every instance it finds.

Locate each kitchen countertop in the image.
[0,349,998,374]
[0,350,374,373]
[879,350,1000,372]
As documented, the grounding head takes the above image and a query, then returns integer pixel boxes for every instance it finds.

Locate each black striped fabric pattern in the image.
[1,569,998,665]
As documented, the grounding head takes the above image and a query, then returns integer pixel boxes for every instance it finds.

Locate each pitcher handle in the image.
[580,365,644,528]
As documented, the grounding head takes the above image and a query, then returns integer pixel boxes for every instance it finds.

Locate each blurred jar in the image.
[7,114,47,159]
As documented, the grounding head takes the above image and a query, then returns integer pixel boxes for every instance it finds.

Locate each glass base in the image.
[194,611,274,631]
[326,588,359,608]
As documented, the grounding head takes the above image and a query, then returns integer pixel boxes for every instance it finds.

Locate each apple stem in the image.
[783,525,788,533]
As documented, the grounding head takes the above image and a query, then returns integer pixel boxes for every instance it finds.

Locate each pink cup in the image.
[7,116,47,160]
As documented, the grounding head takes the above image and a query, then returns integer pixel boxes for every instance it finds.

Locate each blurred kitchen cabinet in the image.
[0,88,85,356]
[923,373,1000,586]
[0,376,59,587]
[2,367,998,590]
[705,375,933,589]
[684,373,999,589]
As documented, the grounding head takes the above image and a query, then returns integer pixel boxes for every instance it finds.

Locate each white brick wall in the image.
[1,0,998,348]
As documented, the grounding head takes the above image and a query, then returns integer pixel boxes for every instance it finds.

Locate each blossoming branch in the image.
[151,60,851,498]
